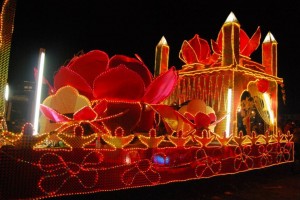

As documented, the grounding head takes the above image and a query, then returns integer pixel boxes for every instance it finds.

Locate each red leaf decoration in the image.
[73,106,97,121]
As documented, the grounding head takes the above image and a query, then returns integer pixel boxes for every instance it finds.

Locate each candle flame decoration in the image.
[33,48,45,135]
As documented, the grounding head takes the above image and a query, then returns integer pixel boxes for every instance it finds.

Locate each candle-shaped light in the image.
[33,48,45,135]
[222,12,240,67]
[4,83,9,101]
[262,32,277,76]
[225,88,232,138]
[154,36,169,77]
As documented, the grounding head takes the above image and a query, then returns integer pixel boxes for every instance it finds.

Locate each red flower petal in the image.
[54,67,93,99]
[179,40,198,64]
[211,39,221,55]
[241,26,261,57]
[40,104,70,123]
[93,65,145,101]
[188,34,202,59]
[73,106,97,121]
[194,112,211,129]
[109,55,153,88]
[142,67,178,104]
[239,28,250,52]
[67,50,109,87]
[193,36,211,61]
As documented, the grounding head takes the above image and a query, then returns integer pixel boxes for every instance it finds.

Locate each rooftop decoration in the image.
[0,11,294,199]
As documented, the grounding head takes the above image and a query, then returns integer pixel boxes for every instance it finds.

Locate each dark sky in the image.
[5,0,300,114]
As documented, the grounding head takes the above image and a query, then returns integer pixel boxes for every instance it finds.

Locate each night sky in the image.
[5,0,300,114]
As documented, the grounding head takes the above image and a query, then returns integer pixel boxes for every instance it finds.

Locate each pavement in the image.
[57,160,300,200]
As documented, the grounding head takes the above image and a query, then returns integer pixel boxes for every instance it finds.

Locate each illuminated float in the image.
[0,7,294,199]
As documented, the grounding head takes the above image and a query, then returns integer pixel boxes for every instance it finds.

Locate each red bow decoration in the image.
[122,159,161,186]
[38,151,104,195]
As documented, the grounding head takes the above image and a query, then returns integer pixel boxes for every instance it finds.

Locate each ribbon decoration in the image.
[37,151,104,195]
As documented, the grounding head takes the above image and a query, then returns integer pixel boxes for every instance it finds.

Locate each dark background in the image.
[5,0,300,114]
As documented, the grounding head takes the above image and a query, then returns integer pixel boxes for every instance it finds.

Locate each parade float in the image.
[0,1,294,198]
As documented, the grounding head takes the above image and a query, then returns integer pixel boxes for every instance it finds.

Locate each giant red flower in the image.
[52,50,178,133]
[54,50,177,104]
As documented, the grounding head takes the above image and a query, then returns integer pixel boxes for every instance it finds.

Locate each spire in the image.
[263,32,277,43]
[224,12,239,24]
[221,12,240,66]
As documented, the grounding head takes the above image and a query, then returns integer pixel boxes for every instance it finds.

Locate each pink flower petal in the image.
[73,106,97,121]
[40,104,70,123]
[67,50,109,87]
[109,55,152,87]
[93,65,145,101]
[142,67,178,104]
[54,67,93,99]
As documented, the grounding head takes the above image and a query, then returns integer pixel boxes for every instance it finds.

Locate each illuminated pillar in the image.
[221,12,240,67]
[33,48,45,135]
[0,0,16,118]
[154,36,169,77]
[262,32,277,76]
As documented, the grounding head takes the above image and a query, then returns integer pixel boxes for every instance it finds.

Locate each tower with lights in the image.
[166,12,283,137]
